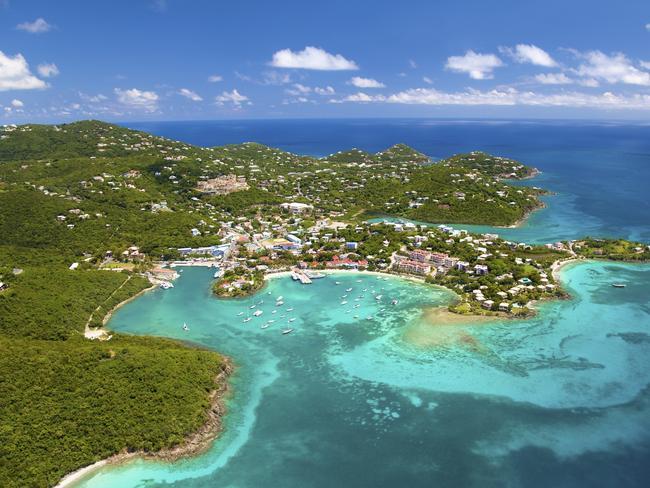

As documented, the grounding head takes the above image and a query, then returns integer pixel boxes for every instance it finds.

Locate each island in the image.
[0,120,648,487]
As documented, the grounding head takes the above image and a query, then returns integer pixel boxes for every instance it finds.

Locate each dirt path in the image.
[84,275,132,339]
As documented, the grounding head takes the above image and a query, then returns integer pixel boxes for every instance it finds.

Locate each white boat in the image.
[276,296,284,302]
[346,288,353,292]
[276,300,284,306]
[272,310,277,314]
[249,304,256,309]
[159,281,174,290]
[612,283,626,288]
[375,295,383,300]
[391,299,398,305]
[288,317,296,323]
[237,311,244,316]
[267,319,275,324]
[354,304,360,308]
[253,310,263,317]
[286,307,294,312]
[261,323,270,329]
[243,317,252,323]
[213,269,224,279]
[341,300,348,305]
[356,279,362,283]
[335,281,341,285]
[366,316,373,320]
[182,322,189,331]
[282,328,294,335]
[305,271,325,279]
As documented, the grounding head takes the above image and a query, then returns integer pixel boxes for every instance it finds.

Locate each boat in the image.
[182,322,189,331]
[366,316,373,321]
[213,269,224,279]
[276,300,284,306]
[249,304,256,309]
[341,300,348,305]
[288,317,296,323]
[237,311,244,316]
[282,328,294,335]
[305,271,325,279]
[375,295,383,300]
[354,304,360,308]
[335,281,341,285]
[253,310,263,317]
[286,307,294,312]
[159,281,173,290]
[356,279,362,283]
[261,324,270,329]
[267,319,275,324]
[276,296,284,302]
[272,310,277,314]
[391,299,398,305]
[243,317,252,323]
[612,283,626,288]
[346,288,353,292]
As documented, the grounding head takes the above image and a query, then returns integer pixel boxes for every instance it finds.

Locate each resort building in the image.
[280,202,314,214]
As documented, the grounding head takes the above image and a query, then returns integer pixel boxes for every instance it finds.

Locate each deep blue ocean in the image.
[129,119,650,243]
[70,119,650,488]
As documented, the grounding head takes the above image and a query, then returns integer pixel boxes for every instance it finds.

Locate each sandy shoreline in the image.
[551,258,582,281]
[55,358,234,488]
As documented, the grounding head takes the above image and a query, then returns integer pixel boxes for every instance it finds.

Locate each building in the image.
[280,202,314,214]
[474,264,489,275]
[196,175,248,195]
[178,245,230,258]
[286,234,303,245]
[394,257,432,275]
[345,241,358,250]
[456,261,469,271]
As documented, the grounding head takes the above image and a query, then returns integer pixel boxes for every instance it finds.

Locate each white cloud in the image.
[535,73,572,85]
[178,88,202,101]
[215,89,250,106]
[445,50,504,79]
[314,86,335,95]
[578,78,599,87]
[640,61,650,70]
[114,88,159,111]
[646,23,650,31]
[576,51,650,86]
[422,76,433,84]
[0,51,47,91]
[409,59,417,69]
[37,62,59,78]
[208,74,223,82]
[270,46,358,70]
[337,86,650,109]
[11,99,23,108]
[79,92,108,103]
[261,70,292,85]
[289,83,311,94]
[16,18,52,34]
[349,76,385,88]
[502,44,557,67]
[342,92,386,103]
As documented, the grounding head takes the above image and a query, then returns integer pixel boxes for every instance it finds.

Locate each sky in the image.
[1,0,650,122]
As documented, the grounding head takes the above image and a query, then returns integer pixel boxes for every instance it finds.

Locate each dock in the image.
[292,269,312,284]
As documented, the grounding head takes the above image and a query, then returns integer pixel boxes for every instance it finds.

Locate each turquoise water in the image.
[74,262,650,487]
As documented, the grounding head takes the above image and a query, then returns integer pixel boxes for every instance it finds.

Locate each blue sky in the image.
[2,0,650,122]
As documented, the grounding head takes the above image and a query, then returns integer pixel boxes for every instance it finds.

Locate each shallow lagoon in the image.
[74,261,650,488]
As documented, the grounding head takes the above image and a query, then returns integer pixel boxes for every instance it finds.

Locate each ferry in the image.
[253,310,263,317]
[243,317,252,323]
[305,271,326,279]
[159,281,174,290]
[182,322,189,331]
[282,328,294,335]
[612,283,626,288]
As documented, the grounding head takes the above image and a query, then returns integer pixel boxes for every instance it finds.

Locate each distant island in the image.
[0,120,648,487]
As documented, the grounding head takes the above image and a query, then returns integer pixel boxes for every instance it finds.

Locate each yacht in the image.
[286,307,294,312]
[253,310,263,317]
[335,281,341,285]
[341,300,348,305]
[375,295,383,300]
[249,304,256,309]
[276,300,284,306]
[288,317,296,323]
[261,323,270,329]
[267,319,275,324]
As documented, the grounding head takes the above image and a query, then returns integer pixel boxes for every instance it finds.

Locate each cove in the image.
[72,261,650,488]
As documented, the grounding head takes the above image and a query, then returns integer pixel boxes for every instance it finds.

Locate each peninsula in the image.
[1,120,648,487]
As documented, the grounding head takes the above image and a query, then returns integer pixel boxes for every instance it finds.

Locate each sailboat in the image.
[182,322,189,331]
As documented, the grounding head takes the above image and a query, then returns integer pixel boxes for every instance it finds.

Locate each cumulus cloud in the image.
[16,18,52,33]
[114,88,159,111]
[314,86,335,95]
[501,44,557,67]
[349,76,385,88]
[11,99,23,108]
[0,51,47,91]
[575,51,650,86]
[646,23,650,31]
[208,74,223,82]
[336,86,650,109]
[215,89,250,106]
[178,88,202,101]
[37,62,59,78]
[79,92,108,103]
[445,50,504,79]
[535,72,572,85]
[261,70,292,85]
[270,46,358,70]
